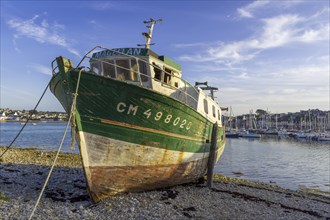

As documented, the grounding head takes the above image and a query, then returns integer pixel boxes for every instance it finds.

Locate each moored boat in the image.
[225,132,240,138]
[294,132,307,139]
[318,133,330,141]
[240,130,261,138]
[49,19,226,202]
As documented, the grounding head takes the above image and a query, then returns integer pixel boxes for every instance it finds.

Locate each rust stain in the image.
[177,147,184,164]
[160,144,169,163]
[87,158,210,203]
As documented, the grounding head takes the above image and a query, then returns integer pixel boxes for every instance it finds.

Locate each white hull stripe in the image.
[78,131,214,167]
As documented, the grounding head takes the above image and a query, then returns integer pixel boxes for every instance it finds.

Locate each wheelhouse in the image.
[88,47,222,125]
[90,48,182,88]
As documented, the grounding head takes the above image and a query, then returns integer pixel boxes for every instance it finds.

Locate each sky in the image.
[1,1,329,115]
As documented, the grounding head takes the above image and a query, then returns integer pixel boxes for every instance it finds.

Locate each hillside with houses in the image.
[0,108,67,122]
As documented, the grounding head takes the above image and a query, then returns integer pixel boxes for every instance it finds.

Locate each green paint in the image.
[50,65,225,154]
[159,56,181,71]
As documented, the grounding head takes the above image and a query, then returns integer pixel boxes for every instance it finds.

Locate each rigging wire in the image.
[0,80,51,160]
[28,108,73,220]
[28,68,83,219]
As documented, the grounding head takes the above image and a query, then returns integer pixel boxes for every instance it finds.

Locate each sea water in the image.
[215,137,330,192]
[1,122,329,192]
[0,121,79,153]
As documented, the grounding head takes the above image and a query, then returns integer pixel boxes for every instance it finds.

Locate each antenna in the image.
[138,18,162,49]
[195,81,218,100]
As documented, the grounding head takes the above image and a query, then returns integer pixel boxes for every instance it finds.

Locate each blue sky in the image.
[1,1,329,115]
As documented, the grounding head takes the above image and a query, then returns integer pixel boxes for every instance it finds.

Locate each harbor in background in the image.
[223,108,330,142]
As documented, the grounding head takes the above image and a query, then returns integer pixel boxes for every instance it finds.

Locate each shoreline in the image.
[0,120,66,123]
[1,147,330,219]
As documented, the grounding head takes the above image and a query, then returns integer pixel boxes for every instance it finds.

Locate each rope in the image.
[70,69,83,151]
[0,80,51,160]
[29,69,83,219]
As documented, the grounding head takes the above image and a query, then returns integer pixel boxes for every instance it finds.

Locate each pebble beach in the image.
[1,147,330,220]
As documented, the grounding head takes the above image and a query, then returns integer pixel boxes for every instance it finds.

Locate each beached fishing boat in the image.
[49,19,226,203]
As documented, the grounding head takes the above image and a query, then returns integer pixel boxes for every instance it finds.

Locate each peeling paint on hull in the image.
[88,160,208,202]
[79,131,225,202]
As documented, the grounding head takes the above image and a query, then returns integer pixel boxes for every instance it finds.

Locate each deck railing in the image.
[52,46,200,110]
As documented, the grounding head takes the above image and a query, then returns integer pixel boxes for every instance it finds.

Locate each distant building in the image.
[0,112,7,120]
[7,112,20,121]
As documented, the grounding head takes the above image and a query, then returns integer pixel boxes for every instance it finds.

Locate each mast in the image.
[229,106,232,131]
[275,114,278,129]
[308,109,312,130]
[138,18,162,49]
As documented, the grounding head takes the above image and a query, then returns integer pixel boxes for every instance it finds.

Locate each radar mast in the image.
[137,18,162,49]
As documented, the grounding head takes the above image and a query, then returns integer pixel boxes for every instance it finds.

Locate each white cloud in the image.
[91,2,113,11]
[173,42,209,48]
[237,0,304,19]
[237,0,270,18]
[89,20,97,25]
[282,89,298,94]
[28,63,52,75]
[7,15,81,57]
[298,23,330,43]
[178,11,329,66]
[68,48,81,58]
[259,14,302,48]
[234,72,249,79]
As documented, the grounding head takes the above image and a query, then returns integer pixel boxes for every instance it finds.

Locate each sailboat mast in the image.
[275,114,278,129]
[309,109,312,130]
[229,106,232,131]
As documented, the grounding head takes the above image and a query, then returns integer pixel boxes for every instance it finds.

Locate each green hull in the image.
[50,69,225,152]
[50,67,225,202]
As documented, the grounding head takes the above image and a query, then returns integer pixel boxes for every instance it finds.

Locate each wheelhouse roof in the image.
[91,47,181,71]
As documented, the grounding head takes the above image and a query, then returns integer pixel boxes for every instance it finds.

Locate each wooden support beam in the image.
[207,122,218,188]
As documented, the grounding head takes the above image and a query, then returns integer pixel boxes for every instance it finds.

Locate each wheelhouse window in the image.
[91,62,101,75]
[102,60,116,78]
[212,105,216,118]
[116,60,130,81]
[203,99,208,114]
[164,67,172,85]
[91,58,150,82]
[130,59,139,81]
[218,109,221,120]
[153,62,162,81]
[139,60,149,82]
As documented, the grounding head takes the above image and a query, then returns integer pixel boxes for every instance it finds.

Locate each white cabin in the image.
[90,47,222,125]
